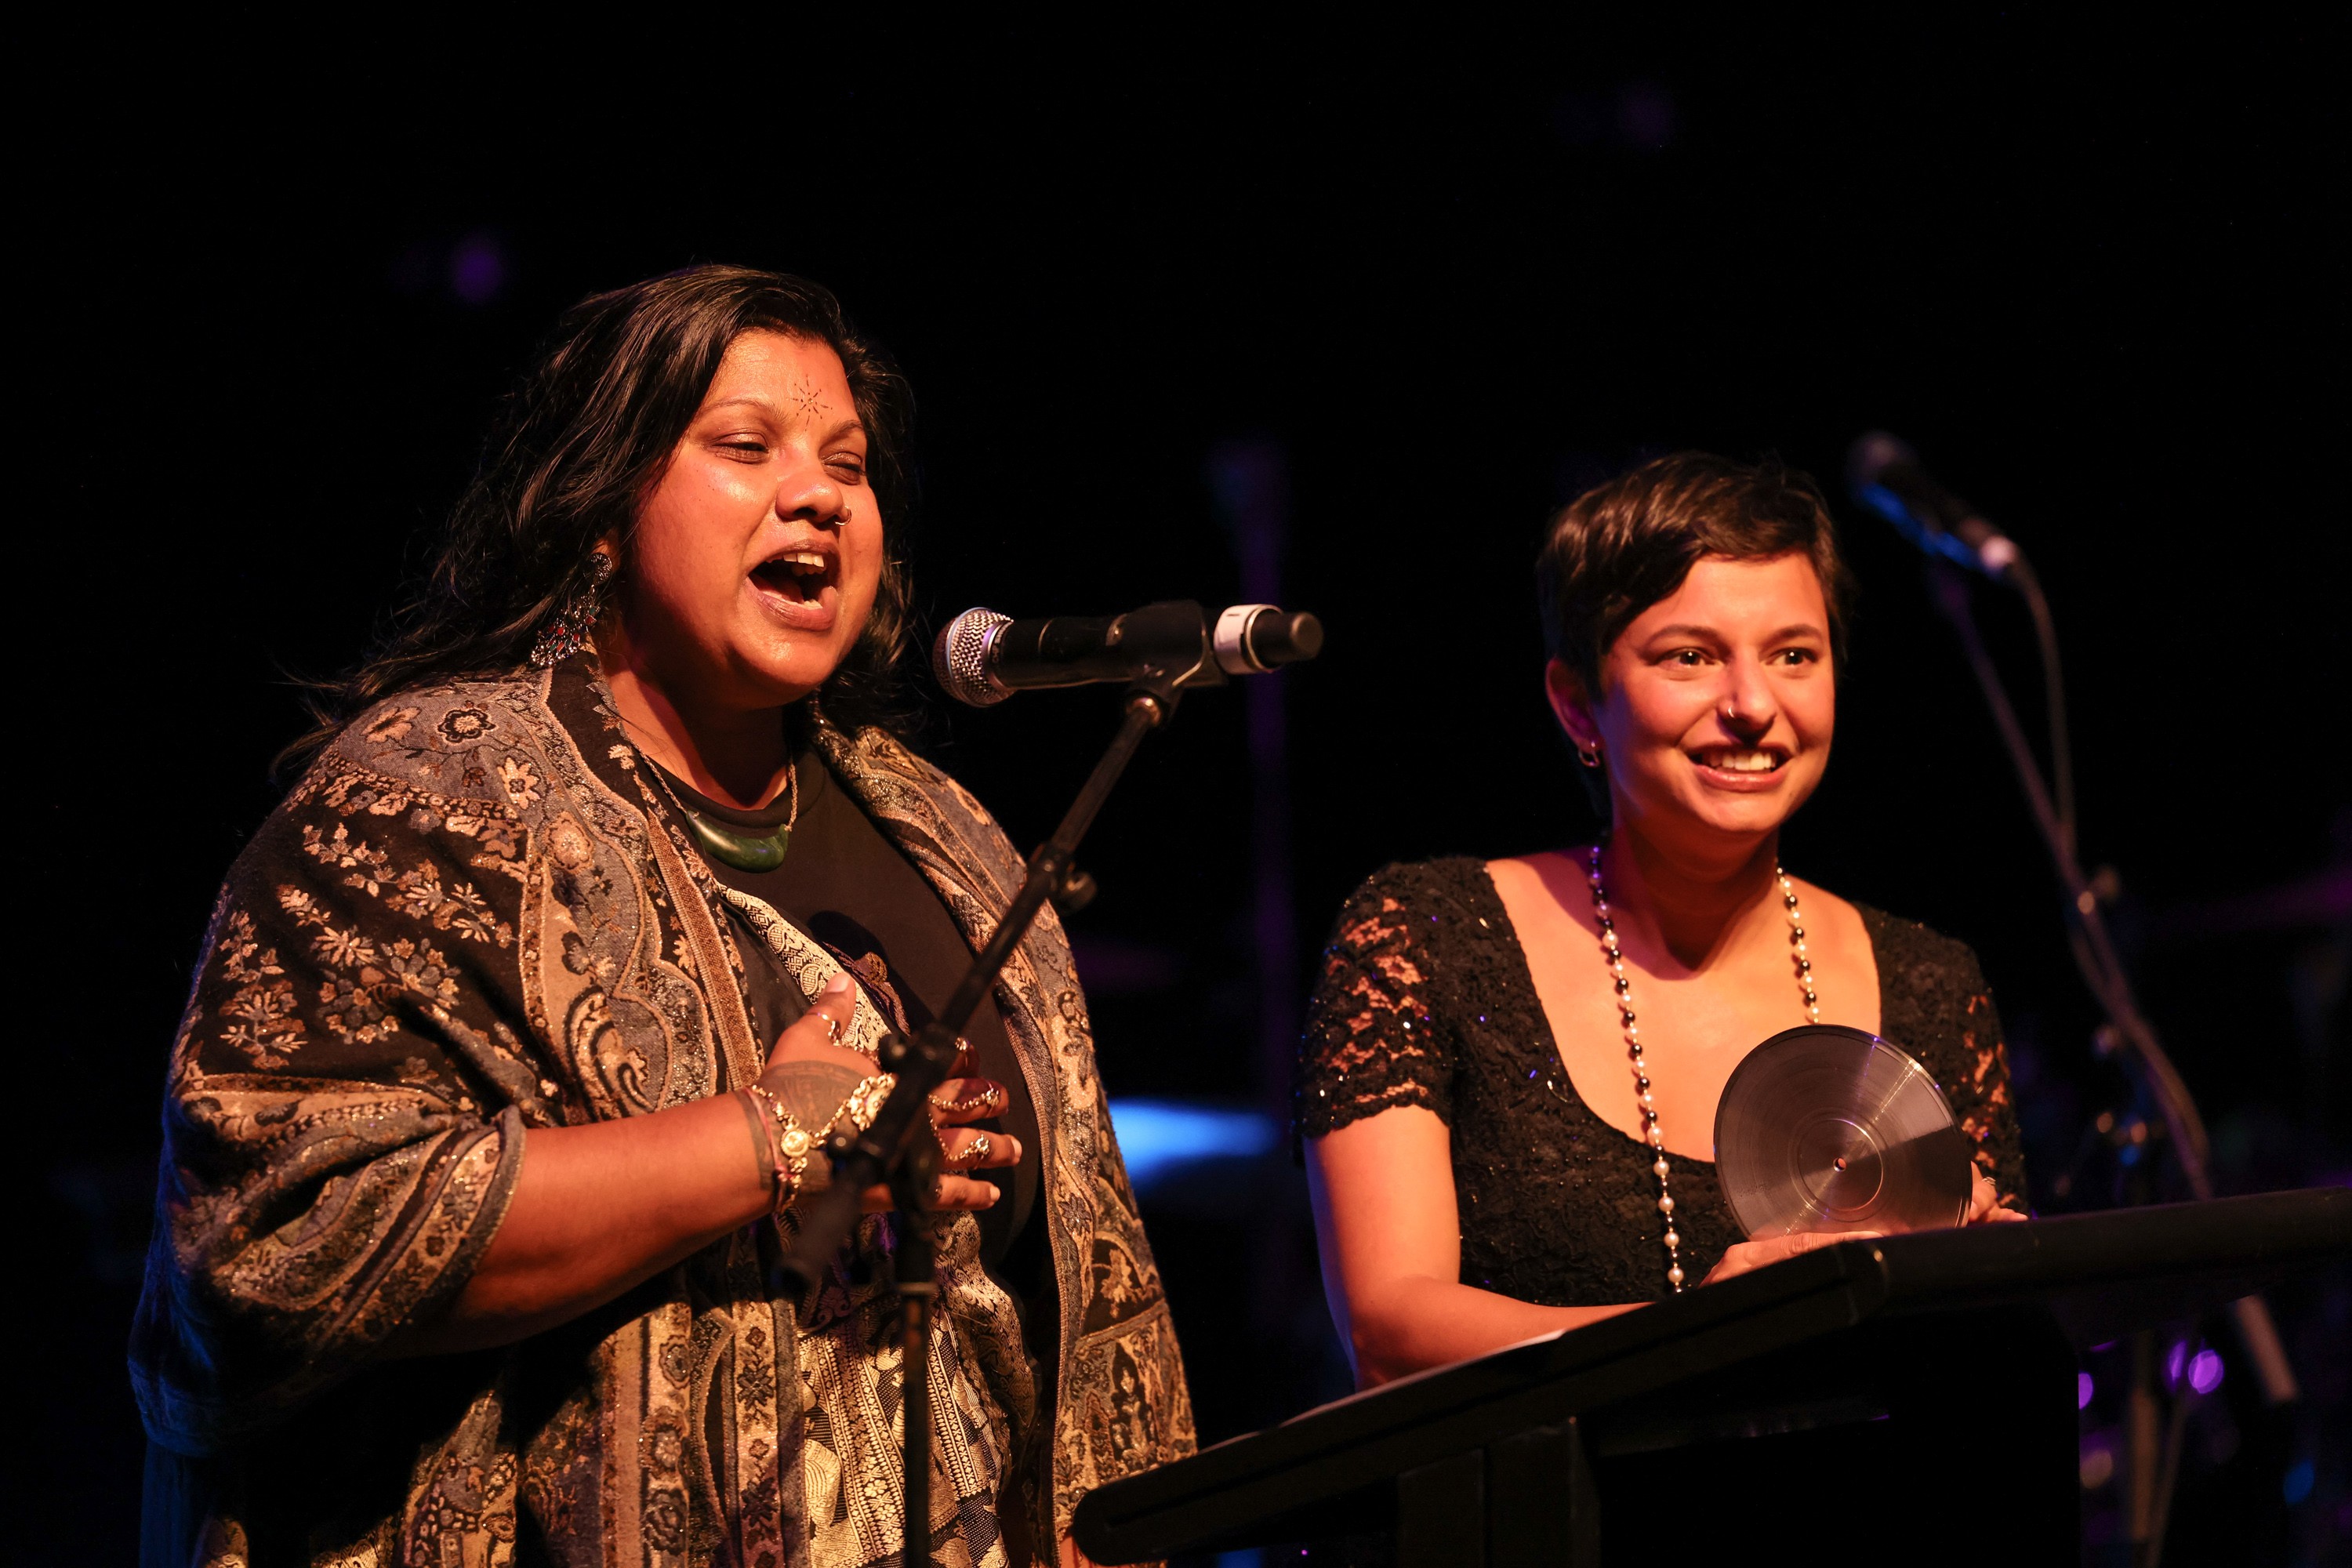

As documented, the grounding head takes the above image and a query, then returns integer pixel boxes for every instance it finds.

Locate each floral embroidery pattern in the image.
[212,909,307,1069]
[299,822,514,948]
[365,706,419,744]
[277,884,464,1043]
[437,706,495,743]
[496,757,541,808]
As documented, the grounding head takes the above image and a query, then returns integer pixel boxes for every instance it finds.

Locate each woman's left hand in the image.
[1700,1229,1883,1286]
[1965,1168,2027,1225]
[851,1045,1019,1214]
[924,1073,1021,1185]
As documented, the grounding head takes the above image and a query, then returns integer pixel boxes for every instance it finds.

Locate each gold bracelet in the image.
[840,1072,895,1132]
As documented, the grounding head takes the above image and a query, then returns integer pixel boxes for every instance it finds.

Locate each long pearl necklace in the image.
[1584,840,1818,1293]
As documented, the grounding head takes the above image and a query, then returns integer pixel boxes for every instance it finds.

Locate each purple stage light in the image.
[449,233,507,305]
[2165,1340,2188,1388]
[2077,1371,2095,1410]
[2188,1349,2224,1396]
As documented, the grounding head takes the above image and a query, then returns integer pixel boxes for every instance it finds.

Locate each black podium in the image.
[1073,1189,2351,1566]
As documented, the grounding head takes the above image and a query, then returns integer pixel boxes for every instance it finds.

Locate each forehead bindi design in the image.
[787,375,831,420]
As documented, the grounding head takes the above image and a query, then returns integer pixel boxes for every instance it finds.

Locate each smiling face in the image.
[611,329,880,711]
[1548,551,1835,857]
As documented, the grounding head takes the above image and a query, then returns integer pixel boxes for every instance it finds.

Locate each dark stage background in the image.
[27,21,2347,1565]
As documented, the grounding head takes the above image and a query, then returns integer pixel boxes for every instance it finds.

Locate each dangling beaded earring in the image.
[529,550,615,669]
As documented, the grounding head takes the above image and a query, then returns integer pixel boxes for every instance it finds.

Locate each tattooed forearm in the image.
[762,1061,866,1127]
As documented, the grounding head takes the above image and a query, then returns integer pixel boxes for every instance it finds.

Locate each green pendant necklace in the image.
[656,762,797,873]
[682,810,791,873]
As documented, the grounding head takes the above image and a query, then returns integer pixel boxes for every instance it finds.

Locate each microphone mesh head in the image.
[932,608,1014,706]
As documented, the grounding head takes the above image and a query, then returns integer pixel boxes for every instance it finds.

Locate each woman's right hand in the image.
[1700,1229,1882,1286]
[760,974,1008,1212]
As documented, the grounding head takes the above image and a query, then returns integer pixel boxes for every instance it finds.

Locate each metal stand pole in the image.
[1925,566,2294,1385]
[778,681,1182,1567]
[1925,561,2296,1563]
[896,1219,938,1565]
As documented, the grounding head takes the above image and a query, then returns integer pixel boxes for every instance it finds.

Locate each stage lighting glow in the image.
[449,233,508,305]
[2077,1372,2094,1409]
[2188,1349,2224,1396]
[1108,1098,1279,1191]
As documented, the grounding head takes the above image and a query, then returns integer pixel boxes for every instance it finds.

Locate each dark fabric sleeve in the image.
[1867,910,2029,1212]
[132,760,542,1455]
[1295,863,1457,1142]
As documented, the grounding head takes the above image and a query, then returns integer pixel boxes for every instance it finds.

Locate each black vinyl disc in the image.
[1712,1024,1973,1240]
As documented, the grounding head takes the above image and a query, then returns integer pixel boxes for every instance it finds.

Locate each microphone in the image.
[932,600,1324,707]
[1846,431,2022,579]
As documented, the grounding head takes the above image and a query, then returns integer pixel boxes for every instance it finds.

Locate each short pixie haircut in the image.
[1537,452,1856,696]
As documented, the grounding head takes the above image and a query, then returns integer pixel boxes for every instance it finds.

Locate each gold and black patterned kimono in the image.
[131,657,1196,1566]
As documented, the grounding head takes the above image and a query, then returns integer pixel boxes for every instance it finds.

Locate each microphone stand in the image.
[1922,561,2296,1562]
[777,668,1190,1567]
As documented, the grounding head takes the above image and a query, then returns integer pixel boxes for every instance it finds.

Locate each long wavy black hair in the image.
[281,265,917,773]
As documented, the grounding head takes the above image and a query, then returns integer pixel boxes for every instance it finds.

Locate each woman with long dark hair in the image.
[132,266,1192,1566]
[1298,454,2026,1388]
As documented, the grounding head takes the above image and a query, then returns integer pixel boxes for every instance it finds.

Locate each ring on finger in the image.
[944,1131,993,1170]
[822,1014,841,1045]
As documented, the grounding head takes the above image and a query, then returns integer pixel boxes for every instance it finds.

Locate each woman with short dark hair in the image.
[1298,452,2026,1388]
[132,266,1193,1566]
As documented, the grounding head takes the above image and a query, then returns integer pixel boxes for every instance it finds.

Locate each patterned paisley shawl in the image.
[130,656,1196,1567]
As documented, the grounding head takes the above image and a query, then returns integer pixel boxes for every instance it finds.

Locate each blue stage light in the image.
[1108,1099,1279,1192]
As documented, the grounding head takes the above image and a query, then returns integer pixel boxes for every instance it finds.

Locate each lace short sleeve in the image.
[1296,863,1457,1142]
[1865,908,2030,1212]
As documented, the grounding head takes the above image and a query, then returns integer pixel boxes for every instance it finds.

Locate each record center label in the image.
[1791,1114,1886,1219]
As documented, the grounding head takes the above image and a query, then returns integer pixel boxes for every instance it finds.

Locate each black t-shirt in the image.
[653,747,1045,1297]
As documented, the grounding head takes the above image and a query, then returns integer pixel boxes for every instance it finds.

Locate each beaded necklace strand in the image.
[1584,840,1819,1293]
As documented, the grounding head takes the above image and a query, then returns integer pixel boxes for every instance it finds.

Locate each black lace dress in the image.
[1296,857,2027,1305]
